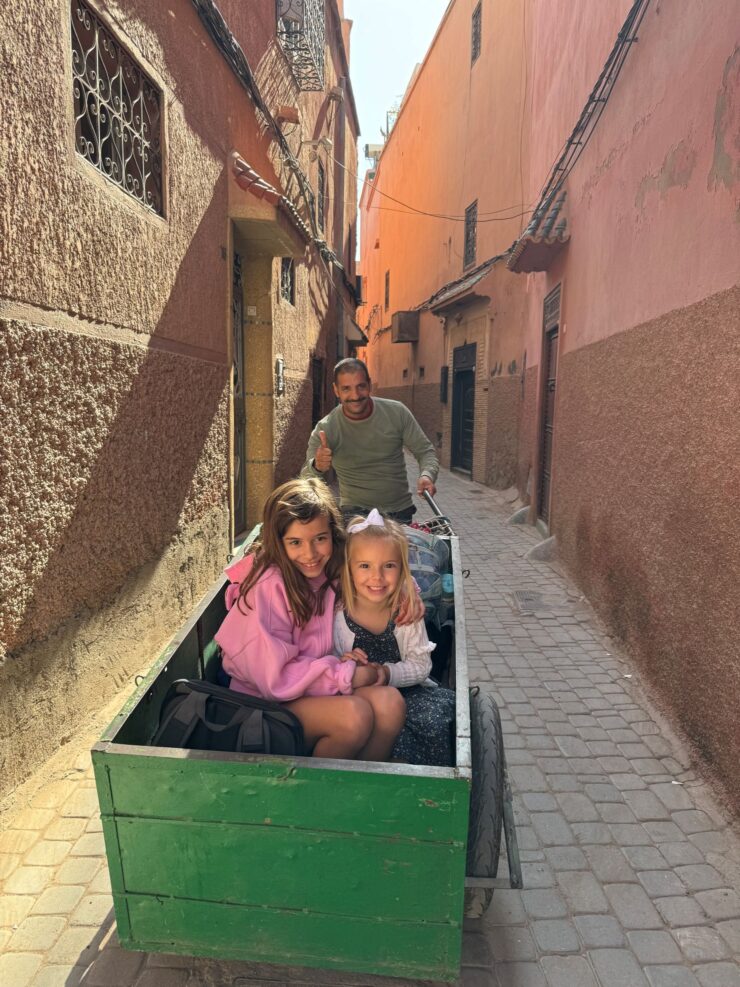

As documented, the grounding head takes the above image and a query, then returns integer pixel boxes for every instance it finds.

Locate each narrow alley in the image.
[1,464,738,987]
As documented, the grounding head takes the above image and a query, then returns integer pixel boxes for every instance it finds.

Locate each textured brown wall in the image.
[552,286,740,810]
[517,365,539,500]
[0,318,229,791]
[485,374,521,489]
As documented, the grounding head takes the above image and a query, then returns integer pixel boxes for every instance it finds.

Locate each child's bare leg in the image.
[286,695,374,759]
[353,686,406,762]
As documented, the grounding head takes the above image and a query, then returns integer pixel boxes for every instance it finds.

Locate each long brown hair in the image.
[237,478,345,626]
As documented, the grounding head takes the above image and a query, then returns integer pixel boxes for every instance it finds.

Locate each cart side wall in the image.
[93,751,469,980]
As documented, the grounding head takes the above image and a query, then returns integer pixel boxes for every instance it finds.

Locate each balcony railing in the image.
[276,0,325,91]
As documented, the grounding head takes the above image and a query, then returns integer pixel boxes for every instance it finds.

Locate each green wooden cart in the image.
[92,516,521,983]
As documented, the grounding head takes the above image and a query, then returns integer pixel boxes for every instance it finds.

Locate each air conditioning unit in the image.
[364,143,383,162]
[391,310,419,343]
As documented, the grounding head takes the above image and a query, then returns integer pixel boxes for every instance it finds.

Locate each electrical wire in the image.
[332,152,535,222]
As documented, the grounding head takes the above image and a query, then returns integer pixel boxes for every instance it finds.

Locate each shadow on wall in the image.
[3,192,231,661]
[273,307,336,484]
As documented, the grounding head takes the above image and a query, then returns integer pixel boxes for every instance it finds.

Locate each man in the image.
[302,358,439,524]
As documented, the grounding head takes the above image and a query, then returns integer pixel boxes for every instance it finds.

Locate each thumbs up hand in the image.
[314,430,333,472]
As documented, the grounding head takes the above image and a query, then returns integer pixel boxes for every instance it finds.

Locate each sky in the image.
[344,0,450,159]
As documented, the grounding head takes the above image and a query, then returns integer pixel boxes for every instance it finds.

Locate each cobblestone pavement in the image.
[1,465,739,987]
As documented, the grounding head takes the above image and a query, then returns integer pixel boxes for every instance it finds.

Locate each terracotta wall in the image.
[519,1,740,805]
[358,0,740,804]
[0,0,357,796]
[552,287,740,808]
[358,0,528,397]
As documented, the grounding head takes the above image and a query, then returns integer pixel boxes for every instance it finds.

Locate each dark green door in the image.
[451,343,476,472]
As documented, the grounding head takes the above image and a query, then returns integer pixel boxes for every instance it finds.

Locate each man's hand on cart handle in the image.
[417,475,437,497]
[314,430,333,472]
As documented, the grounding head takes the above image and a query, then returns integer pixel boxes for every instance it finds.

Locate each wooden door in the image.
[537,290,560,525]
[451,343,476,472]
[232,252,247,536]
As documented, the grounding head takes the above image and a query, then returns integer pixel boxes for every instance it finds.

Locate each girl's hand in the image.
[340,647,369,665]
[351,664,380,689]
[394,587,425,625]
[370,663,391,685]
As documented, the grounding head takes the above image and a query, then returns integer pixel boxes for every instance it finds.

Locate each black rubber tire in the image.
[465,688,504,918]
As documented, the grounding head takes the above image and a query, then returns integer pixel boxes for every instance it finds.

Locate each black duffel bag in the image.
[152,679,307,756]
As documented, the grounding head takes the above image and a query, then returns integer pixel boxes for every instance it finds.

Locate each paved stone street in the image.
[1,465,739,987]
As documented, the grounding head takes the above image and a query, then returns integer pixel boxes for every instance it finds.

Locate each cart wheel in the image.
[465,687,504,918]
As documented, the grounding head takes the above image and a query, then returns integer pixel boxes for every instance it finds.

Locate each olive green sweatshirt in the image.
[302,398,439,513]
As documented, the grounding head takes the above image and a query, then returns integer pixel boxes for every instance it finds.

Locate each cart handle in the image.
[422,489,444,517]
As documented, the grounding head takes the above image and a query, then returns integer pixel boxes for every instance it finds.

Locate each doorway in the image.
[232,251,247,536]
[537,285,561,526]
[451,343,476,473]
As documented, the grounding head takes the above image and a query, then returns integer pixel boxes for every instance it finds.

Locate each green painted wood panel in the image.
[118,893,461,981]
[113,816,464,922]
[96,752,469,843]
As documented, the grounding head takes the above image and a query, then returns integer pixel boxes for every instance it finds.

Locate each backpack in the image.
[151,679,307,756]
[403,526,452,629]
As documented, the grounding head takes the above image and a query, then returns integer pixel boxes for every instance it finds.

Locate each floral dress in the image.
[344,614,456,766]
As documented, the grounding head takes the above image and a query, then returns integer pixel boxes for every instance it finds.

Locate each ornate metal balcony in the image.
[276,0,325,92]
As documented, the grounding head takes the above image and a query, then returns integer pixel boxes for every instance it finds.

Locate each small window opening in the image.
[384,269,390,311]
[471,2,482,64]
[464,199,478,269]
[280,257,295,304]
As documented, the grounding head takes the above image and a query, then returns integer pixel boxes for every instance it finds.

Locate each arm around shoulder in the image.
[388,620,435,688]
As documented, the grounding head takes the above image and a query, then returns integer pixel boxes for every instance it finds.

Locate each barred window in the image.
[384,270,390,311]
[464,200,478,269]
[71,0,163,215]
[471,2,482,64]
[280,258,295,305]
[317,159,326,232]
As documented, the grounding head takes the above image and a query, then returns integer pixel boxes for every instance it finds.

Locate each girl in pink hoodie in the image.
[214,478,406,761]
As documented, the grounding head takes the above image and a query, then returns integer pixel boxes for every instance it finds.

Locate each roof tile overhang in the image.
[231,152,312,248]
[427,254,504,315]
[508,191,569,274]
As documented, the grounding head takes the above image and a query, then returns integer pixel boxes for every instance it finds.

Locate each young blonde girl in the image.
[334,510,456,766]
[215,479,406,761]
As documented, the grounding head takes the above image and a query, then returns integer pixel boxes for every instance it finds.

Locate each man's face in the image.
[333,371,372,419]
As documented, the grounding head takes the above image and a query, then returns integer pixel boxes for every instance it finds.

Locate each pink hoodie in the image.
[214,554,356,702]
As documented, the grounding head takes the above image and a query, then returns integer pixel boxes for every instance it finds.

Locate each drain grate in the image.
[512,590,548,613]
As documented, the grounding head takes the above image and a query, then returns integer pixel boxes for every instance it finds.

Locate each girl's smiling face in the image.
[282,516,333,578]
[349,535,402,607]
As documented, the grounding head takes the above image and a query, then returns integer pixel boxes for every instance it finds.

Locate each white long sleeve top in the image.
[333,612,436,689]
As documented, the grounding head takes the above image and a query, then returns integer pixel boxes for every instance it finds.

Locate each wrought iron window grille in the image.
[71,0,163,215]
[471,2,482,64]
[280,257,296,304]
[464,200,478,269]
[276,0,325,92]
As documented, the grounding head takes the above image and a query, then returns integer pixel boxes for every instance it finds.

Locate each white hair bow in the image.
[347,508,386,534]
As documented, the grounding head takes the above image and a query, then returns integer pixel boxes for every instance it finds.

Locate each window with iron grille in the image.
[471,2,482,64]
[384,270,390,311]
[71,0,163,215]
[464,200,478,269]
[276,0,325,92]
[317,159,326,232]
[280,258,295,304]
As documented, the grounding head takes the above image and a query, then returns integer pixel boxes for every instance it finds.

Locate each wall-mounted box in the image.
[391,310,419,343]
